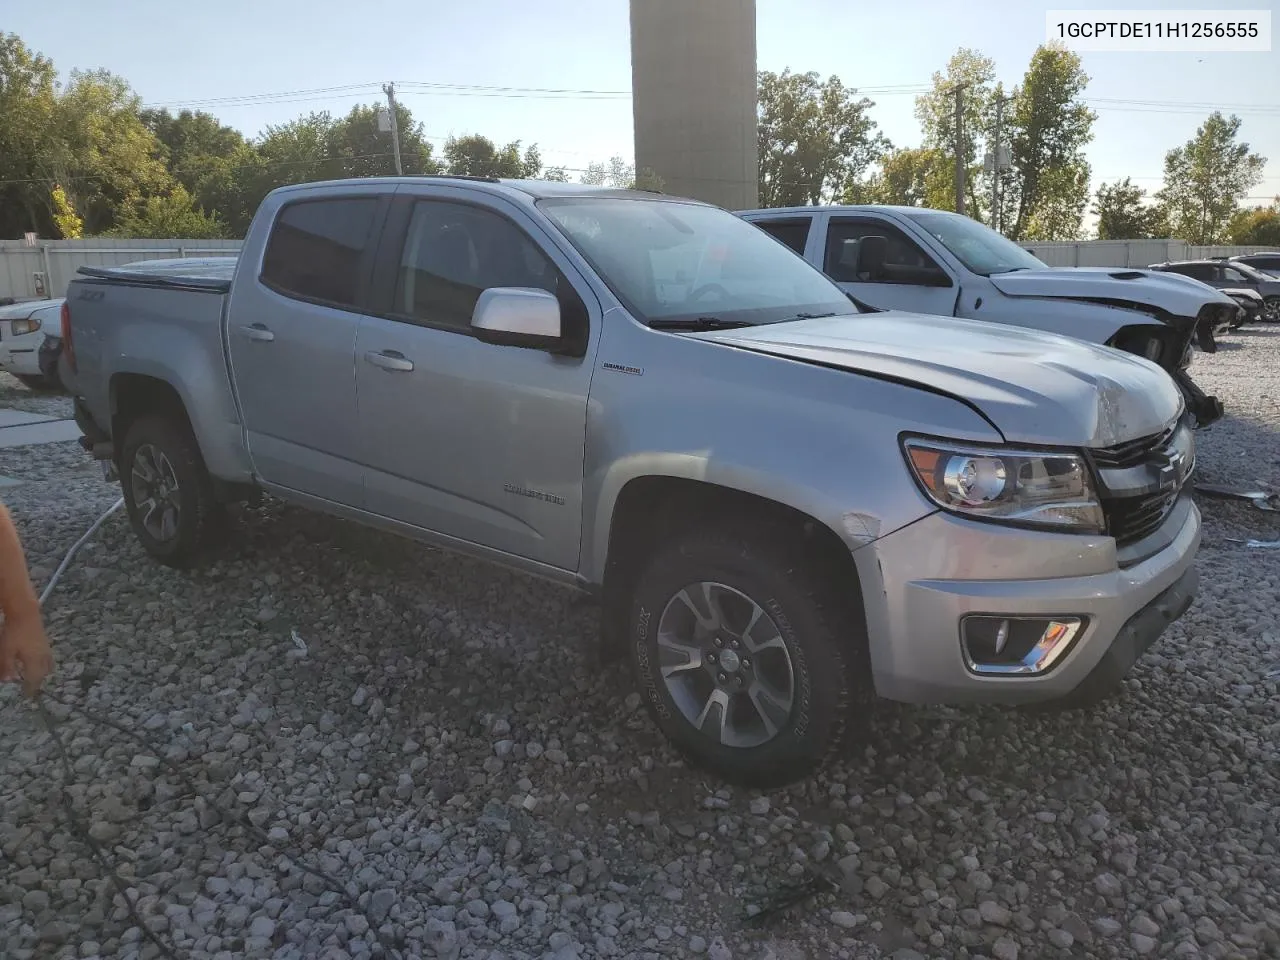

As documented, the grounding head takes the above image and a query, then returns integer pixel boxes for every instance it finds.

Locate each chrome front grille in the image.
[1091,418,1193,548]
[1090,424,1177,470]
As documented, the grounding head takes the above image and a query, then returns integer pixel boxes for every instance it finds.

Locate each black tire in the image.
[1264,296,1280,323]
[119,414,220,568]
[627,526,867,787]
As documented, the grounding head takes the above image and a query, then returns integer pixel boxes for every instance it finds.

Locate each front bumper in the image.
[0,335,46,377]
[852,500,1200,705]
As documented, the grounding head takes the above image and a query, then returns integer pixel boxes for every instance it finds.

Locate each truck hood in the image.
[693,312,1182,448]
[987,266,1236,318]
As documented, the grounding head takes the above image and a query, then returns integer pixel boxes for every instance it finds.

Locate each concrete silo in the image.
[629,0,759,210]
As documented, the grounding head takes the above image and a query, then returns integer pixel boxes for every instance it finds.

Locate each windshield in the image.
[538,197,854,326]
[903,210,1048,276]
[1227,261,1273,283]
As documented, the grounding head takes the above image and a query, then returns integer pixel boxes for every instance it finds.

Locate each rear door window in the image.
[754,218,812,255]
[1171,263,1214,282]
[261,198,380,309]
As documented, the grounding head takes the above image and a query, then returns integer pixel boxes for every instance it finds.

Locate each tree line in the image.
[759,47,1275,245]
[2,32,1275,245]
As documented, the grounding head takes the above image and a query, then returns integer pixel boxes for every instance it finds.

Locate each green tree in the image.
[141,108,261,234]
[1155,112,1267,244]
[1006,44,1095,240]
[0,33,60,236]
[860,147,945,206]
[47,69,175,234]
[326,103,442,178]
[1020,163,1090,241]
[444,135,541,178]
[757,69,889,207]
[1092,177,1165,239]
[576,155,662,190]
[51,184,83,238]
[108,184,226,238]
[542,166,569,182]
[1229,199,1280,246]
[913,49,997,215]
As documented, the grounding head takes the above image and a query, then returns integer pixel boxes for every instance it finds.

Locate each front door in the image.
[823,215,958,316]
[228,192,388,506]
[354,193,597,571]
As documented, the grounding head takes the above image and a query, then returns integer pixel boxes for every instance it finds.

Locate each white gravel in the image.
[1,326,1279,960]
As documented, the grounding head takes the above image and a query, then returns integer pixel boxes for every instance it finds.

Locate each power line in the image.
[142,83,381,108]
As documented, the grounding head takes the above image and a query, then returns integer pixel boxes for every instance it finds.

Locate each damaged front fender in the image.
[1096,298,1228,429]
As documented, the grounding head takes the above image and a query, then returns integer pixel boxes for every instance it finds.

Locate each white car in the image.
[0,297,63,388]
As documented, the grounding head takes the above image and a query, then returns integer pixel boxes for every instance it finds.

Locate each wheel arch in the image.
[596,473,868,664]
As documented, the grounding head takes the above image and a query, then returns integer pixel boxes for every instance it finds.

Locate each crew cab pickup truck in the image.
[62,177,1201,786]
[736,205,1232,426]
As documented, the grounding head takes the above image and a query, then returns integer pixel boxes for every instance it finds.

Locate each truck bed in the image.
[66,256,250,483]
[76,256,238,293]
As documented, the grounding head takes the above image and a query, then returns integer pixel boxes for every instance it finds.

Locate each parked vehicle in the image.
[736,205,1233,426]
[1222,288,1265,328]
[0,296,62,389]
[1228,252,1280,279]
[1149,258,1280,322]
[59,177,1201,786]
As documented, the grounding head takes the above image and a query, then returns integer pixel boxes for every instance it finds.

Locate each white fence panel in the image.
[0,238,243,302]
[1018,240,1279,269]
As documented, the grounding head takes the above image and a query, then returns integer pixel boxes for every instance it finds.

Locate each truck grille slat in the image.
[1093,421,1189,548]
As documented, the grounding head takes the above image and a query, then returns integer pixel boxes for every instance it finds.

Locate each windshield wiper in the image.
[648,317,752,331]
[990,266,1033,274]
[772,311,838,322]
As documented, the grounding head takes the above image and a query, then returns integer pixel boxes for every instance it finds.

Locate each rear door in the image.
[352,189,598,571]
[227,189,391,506]
[745,215,820,259]
[822,215,958,315]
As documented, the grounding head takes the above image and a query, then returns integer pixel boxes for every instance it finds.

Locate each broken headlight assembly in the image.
[902,437,1105,533]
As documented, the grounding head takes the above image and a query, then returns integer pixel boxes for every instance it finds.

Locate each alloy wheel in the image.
[655,580,796,748]
[131,443,182,542]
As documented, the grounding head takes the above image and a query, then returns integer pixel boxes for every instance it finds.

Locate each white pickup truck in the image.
[737,205,1232,426]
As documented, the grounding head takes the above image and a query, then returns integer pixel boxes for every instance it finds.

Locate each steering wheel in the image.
[687,282,730,303]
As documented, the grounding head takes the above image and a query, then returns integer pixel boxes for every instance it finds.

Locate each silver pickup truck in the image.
[62,177,1201,786]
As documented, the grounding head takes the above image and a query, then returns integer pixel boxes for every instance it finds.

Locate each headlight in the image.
[902,437,1105,532]
[11,317,41,336]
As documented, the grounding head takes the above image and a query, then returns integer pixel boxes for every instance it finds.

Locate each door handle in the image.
[364,350,414,372]
[239,324,275,342]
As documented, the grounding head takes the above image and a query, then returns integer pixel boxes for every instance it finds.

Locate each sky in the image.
[7,0,1280,217]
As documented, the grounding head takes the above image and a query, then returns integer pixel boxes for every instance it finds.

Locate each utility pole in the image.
[990,94,1004,233]
[382,82,404,176]
[953,83,967,217]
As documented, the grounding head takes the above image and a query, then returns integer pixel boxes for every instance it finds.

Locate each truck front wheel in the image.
[627,527,865,787]
[120,415,220,568]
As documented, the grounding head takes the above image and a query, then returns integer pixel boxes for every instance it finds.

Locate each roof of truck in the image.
[269,175,701,204]
[734,204,938,217]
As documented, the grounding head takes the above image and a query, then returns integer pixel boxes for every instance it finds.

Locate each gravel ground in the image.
[0,374,74,420]
[1,329,1278,960]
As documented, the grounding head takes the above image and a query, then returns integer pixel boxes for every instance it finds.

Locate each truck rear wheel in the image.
[120,415,220,569]
[626,526,865,787]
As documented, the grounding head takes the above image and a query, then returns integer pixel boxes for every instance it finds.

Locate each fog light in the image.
[960,616,1084,676]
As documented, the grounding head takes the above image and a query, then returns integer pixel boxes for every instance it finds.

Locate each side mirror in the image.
[472,287,562,351]
[856,235,887,278]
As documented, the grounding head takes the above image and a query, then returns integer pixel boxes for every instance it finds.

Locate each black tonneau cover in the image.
[76,256,238,293]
